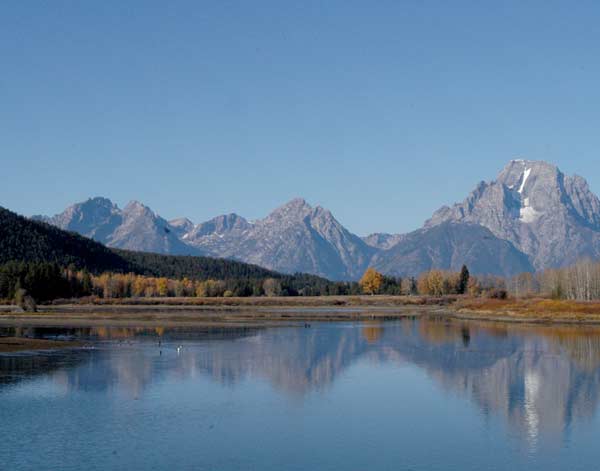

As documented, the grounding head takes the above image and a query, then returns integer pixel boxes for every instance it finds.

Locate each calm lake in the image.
[2,317,600,470]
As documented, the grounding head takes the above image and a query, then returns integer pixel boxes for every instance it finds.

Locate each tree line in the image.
[359,265,479,297]
[0,261,497,305]
[507,259,600,301]
[0,261,364,304]
[0,261,90,304]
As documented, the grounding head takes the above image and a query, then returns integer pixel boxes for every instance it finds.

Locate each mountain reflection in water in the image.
[2,319,600,447]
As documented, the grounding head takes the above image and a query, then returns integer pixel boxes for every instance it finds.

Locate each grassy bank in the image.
[0,302,442,328]
[48,294,457,307]
[456,298,600,323]
[5,295,600,326]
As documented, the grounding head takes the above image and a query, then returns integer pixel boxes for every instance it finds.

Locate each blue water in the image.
[2,318,600,470]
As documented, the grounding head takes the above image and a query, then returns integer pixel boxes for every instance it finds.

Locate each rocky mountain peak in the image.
[85,196,117,207]
[186,213,250,239]
[497,160,562,215]
[168,217,194,237]
[41,196,122,242]
[270,198,312,217]
[425,159,600,269]
[64,196,120,218]
[123,200,153,216]
[497,159,557,187]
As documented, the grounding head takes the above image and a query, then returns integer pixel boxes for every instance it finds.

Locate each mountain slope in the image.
[371,222,533,277]
[182,213,251,254]
[40,197,201,256]
[362,233,404,250]
[34,197,123,243]
[108,201,199,255]
[425,160,600,269]
[184,199,375,280]
[168,217,194,237]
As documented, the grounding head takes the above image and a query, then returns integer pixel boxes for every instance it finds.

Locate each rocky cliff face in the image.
[39,198,201,256]
[107,201,200,255]
[168,217,194,237]
[362,233,405,250]
[184,198,375,280]
[34,197,122,243]
[425,160,600,269]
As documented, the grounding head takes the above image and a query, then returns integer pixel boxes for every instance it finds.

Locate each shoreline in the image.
[0,303,439,328]
[451,309,600,325]
[0,337,84,353]
[2,297,600,332]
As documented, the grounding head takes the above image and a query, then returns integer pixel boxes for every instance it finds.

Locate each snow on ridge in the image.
[518,168,532,194]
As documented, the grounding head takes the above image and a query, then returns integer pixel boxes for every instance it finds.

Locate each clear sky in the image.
[3,1,600,235]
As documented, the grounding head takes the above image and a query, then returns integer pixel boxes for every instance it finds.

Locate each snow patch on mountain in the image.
[519,198,540,223]
[518,167,532,194]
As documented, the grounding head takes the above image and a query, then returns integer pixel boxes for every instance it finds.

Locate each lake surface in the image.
[2,317,600,470]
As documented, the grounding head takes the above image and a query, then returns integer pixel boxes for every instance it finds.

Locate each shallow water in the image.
[2,318,600,470]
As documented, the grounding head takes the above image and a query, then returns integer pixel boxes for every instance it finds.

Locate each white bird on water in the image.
[176,345,182,355]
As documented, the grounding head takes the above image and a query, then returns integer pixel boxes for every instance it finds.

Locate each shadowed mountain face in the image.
[426,160,600,270]
[34,160,600,278]
[370,222,534,277]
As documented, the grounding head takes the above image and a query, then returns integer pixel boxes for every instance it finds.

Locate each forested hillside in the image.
[0,206,130,271]
[115,249,280,280]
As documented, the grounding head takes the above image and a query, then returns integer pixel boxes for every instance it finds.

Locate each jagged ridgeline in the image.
[36,160,600,279]
[0,206,337,289]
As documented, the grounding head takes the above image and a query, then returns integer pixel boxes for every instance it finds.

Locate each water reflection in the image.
[3,319,600,445]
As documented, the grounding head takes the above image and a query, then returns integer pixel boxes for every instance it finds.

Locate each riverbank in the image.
[0,303,442,328]
[47,294,458,308]
[455,298,600,324]
[3,296,600,328]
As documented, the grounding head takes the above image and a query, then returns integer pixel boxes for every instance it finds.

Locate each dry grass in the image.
[49,295,459,308]
[457,297,600,321]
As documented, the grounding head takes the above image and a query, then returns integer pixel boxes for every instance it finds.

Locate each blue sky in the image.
[3,1,600,235]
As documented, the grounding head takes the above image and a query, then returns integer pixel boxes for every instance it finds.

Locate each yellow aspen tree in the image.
[359,268,384,295]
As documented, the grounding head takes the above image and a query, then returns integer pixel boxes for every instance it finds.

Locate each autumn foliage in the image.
[417,266,473,296]
[359,268,384,295]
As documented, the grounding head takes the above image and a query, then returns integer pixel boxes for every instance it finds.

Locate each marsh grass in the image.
[458,297,600,319]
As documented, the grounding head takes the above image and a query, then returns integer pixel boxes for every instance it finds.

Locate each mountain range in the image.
[33,160,600,280]
[3,205,334,290]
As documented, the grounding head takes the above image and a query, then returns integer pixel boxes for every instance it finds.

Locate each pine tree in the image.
[458,265,470,295]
